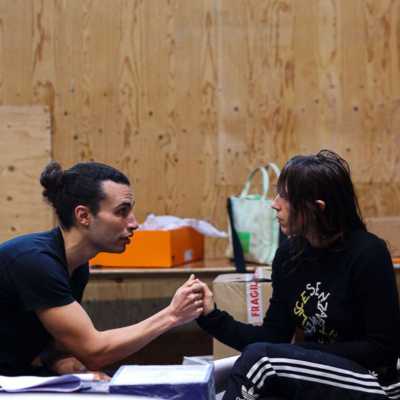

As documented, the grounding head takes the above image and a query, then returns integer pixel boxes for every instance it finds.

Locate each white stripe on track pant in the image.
[222,343,400,400]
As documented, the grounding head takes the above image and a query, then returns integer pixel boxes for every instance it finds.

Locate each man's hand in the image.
[50,356,110,381]
[40,343,110,380]
[168,274,204,326]
[50,355,87,374]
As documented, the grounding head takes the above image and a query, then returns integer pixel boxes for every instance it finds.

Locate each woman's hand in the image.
[197,280,215,316]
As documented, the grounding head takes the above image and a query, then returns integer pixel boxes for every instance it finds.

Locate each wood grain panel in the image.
[111,0,145,191]
[0,1,34,104]
[200,0,221,257]
[218,0,296,184]
[50,0,84,164]
[0,106,52,242]
[0,1,399,257]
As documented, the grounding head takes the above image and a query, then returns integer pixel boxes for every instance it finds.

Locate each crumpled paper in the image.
[139,214,228,238]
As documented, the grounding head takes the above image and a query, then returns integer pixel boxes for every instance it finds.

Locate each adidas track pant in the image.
[222,343,400,400]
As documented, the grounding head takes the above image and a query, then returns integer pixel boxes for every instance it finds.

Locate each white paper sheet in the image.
[111,365,210,385]
[0,374,82,393]
[139,214,228,238]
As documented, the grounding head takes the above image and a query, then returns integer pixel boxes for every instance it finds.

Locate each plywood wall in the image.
[0,1,399,256]
[0,106,52,241]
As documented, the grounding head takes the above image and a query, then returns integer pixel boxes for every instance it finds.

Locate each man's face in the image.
[88,180,139,253]
[271,193,291,235]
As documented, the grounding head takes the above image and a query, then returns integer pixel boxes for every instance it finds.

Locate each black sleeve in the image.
[9,250,76,311]
[299,238,400,370]
[197,246,295,351]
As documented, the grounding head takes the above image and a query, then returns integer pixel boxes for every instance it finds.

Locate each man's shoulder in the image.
[1,227,59,249]
[0,228,63,267]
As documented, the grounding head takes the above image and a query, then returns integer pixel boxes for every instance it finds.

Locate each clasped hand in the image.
[169,274,216,326]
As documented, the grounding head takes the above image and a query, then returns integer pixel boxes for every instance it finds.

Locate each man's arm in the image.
[38,341,110,380]
[37,275,203,371]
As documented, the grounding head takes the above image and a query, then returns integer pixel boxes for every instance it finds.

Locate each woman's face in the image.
[271,193,291,235]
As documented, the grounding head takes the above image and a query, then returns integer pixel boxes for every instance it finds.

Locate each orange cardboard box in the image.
[90,227,204,268]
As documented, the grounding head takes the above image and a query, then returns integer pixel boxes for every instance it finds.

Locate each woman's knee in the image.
[233,342,275,374]
[234,342,298,376]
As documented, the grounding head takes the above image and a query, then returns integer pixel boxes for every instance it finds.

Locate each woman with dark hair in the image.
[0,161,204,377]
[198,150,400,399]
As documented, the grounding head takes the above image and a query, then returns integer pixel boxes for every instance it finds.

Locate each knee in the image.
[242,342,269,358]
[235,342,295,373]
[242,342,282,359]
[233,342,272,374]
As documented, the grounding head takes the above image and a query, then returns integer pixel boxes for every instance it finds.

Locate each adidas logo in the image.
[235,384,259,400]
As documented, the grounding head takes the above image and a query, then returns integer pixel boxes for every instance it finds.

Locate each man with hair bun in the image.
[0,161,204,377]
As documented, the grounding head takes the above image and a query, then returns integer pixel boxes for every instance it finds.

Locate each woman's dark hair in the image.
[277,149,366,242]
[40,161,130,230]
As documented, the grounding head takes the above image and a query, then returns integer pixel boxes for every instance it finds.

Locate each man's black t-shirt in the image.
[0,228,89,375]
[198,230,400,374]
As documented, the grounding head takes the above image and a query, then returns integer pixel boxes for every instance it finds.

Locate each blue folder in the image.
[109,364,215,400]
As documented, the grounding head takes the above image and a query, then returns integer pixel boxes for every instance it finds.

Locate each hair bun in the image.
[40,161,64,204]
